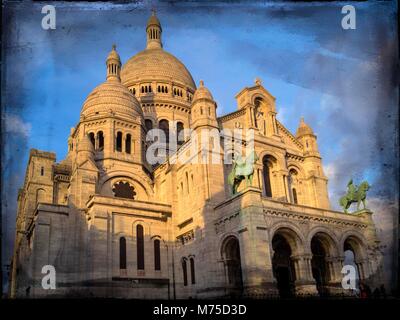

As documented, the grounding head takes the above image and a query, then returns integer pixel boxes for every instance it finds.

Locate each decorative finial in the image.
[112,44,116,50]
[151,8,156,16]
[255,77,262,86]
[300,116,305,123]
[200,80,204,87]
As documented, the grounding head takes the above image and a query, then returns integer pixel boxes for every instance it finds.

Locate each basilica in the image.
[10,12,384,299]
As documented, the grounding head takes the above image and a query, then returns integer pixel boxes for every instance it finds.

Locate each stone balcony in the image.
[214,186,374,230]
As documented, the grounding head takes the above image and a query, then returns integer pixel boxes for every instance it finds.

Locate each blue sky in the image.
[2,1,398,290]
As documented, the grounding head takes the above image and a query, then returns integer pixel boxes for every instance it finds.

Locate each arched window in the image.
[190,257,195,284]
[97,131,104,150]
[145,119,153,132]
[89,132,95,148]
[112,181,136,199]
[182,259,188,286]
[288,169,299,204]
[119,237,127,269]
[116,131,122,152]
[262,156,273,197]
[154,239,161,271]
[36,189,46,204]
[186,172,189,194]
[137,225,145,270]
[159,119,169,143]
[126,134,131,154]
[40,167,44,176]
[292,188,298,204]
[177,122,184,145]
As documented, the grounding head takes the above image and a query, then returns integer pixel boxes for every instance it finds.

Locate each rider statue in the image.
[339,178,370,214]
[227,151,259,195]
[347,179,357,200]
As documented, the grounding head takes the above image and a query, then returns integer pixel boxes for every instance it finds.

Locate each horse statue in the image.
[339,179,370,213]
[227,151,259,195]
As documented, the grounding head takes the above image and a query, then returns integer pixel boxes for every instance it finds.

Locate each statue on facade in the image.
[227,151,259,195]
[339,179,370,213]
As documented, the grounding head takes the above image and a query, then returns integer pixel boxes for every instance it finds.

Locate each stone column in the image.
[325,256,345,295]
[355,258,369,281]
[238,206,278,298]
[272,170,289,201]
[121,132,126,153]
[291,253,318,296]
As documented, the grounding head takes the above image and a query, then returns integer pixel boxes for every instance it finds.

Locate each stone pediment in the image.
[79,158,99,172]
[235,81,276,110]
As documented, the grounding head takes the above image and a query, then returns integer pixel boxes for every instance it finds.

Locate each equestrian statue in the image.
[339,179,370,213]
[227,151,259,195]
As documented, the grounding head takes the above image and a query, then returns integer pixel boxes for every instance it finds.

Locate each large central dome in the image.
[121,48,196,89]
[120,11,196,91]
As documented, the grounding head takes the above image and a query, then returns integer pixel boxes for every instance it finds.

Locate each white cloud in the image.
[3,114,31,138]
[323,162,337,181]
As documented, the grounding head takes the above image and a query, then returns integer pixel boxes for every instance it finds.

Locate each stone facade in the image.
[10,12,384,299]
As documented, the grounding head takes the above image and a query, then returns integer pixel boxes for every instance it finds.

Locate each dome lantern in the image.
[146,10,162,49]
[106,44,121,82]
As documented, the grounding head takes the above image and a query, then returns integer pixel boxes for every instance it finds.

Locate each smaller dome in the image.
[296,117,314,137]
[193,80,214,102]
[147,11,161,29]
[77,134,94,153]
[107,44,120,62]
[81,81,143,120]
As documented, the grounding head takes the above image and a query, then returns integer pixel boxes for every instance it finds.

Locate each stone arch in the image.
[220,235,243,296]
[287,163,305,178]
[258,150,285,170]
[307,227,340,257]
[251,93,274,109]
[145,118,155,132]
[339,231,368,261]
[220,234,241,259]
[114,231,129,238]
[287,165,304,204]
[132,219,150,237]
[270,226,304,298]
[99,171,153,200]
[270,225,305,256]
[261,153,279,197]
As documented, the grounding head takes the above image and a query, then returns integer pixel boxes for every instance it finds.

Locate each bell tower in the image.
[296,117,330,209]
[146,10,162,49]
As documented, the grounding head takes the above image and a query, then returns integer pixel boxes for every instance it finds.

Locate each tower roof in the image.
[193,80,214,102]
[77,134,94,153]
[107,44,120,62]
[81,46,143,120]
[296,117,314,138]
[147,10,161,29]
